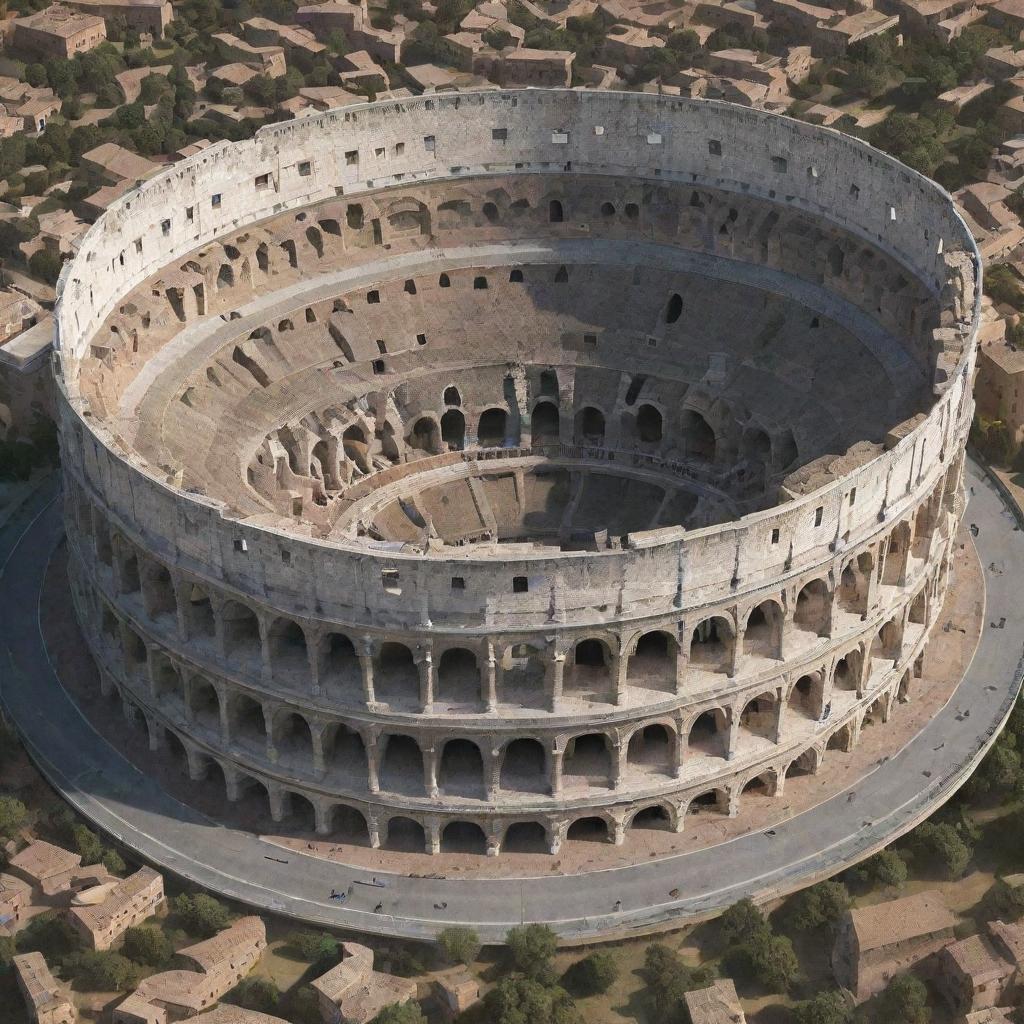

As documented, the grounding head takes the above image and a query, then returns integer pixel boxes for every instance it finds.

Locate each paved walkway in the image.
[0,462,1020,943]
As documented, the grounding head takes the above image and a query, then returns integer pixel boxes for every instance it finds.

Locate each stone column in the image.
[486,746,501,801]
[359,636,376,705]
[418,647,434,712]
[424,745,439,798]
[426,818,441,855]
[366,736,381,793]
[219,693,231,745]
[268,785,287,823]
[367,812,381,849]
[612,818,626,846]
[726,709,740,761]
[550,745,564,797]
[311,723,326,776]
[485,642,497,712]
[259,615,272,685]
[611,738,626,789]
[315,801,332,836]
[773,688,786,743]
[547,652,565,712]
[264,702,279,764]
[613,650,628,706]
[307,630,322,697]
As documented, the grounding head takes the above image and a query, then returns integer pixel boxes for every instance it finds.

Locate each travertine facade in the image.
[53,90,980,859]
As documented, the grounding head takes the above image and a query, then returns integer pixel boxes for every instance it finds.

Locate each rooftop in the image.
[847,890,956,951]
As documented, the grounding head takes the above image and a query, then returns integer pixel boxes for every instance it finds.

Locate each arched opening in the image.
[188,678,220,734]
[600,201,615,217]
[379,734,425,797]
[477,408,508,448]
[142,562,177,620]
[628,631,676,692]
[786,748,819,778]
[119,550,141,593]
[217,264,234,290]
[384,816,425,853]
[794,580,830,636]
[323,723,367,785]
[882,522,912,586]
[627,724,673,775]
[328,805,369,846]
[871,620,901,662]
[500,739,548,794]
[269,618,308,683]
[549,199,564,223]
[439,740,485,799]
[186,583,215,639]
[565,638,613,700]
[827,723,854,751]
[531,402,560,445]
[482,201,499,223]
[566,817,609,843]
[499,643,546,709]
[838,555,870,616]
[123,627,147,675]
[503,821,548,854]
[789,673,823,720]
[741,429,771,463]
[280,792,315,834]
[741,771,775,801]
[231,694,266,749]
[636,404,663,443]
[631,805,673,832]
[681,410,716,461]
[436,648,481,707]
[687,789,727,815]
[440,408,466,451]
[153,657,184,709]
[563,734,612,788]
[375,642,419,707]
[743,601,782,659]
[665,292,683,324]
[275,712,314,767]
[834,650,860,691]
[441,821,487,855]
[688,709,727,758]
[689,617,733,673]
[909,590,926,625]
[408,417,440,454]
[233,775,272,825]
[574,407,605,445]
[320,633,360,699]
[739,692,778,741]
[222,601,261,666]
[342,424,370,473]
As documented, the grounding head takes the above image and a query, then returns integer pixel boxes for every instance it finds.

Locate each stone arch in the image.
[498,642,546,709]
[738,690,778,741]
[680,410,716,460]
[153,655,185,710]
[629,802,676,832]
[379,734,425,797]
[739,769,777,800]
[785,747,821,778]
[794,579,831,636]
[188,676,221,733]
[549,199,564,223]
[871,618,901,662]
[626,723,674,776]
[408,416,441,454]
[565,637,614,699]
[141,560,177,621]
[436,647,481,706]
[838,551,872,616]
[439,739,485,799]
[531,400,560,444]
[282,791,316,832]
[636,404,663,443]
[827,721,855,752]
[574,406,605,445]
[477,408,508,448]
[322,722,367,785]
[566,816,609,843]
[742,600,783,659]
[685,788,728,815]
[627,630,677,693]
[687,708,728,757]
[118,544,141,594]
[502,820,548,854]
[233,773,272,822]
[184,581,215,639]
[319,632,361,699]
[268,617,309,683]
[274,711,314,766]
[833,649,862,691]
[788,672,824,720]
[882,520,912,585]
[909,588,927,625]
[222,601,261,666]
[500,738,548,794]
[440,408,466,450]
[689,616,734,673]
[441,821,487,855]
[563,733,612,788]
[384,816,425,853]
[229,693,266,749]
[327,804,370,846]
[375,642,419,706]
[122,625,147,675]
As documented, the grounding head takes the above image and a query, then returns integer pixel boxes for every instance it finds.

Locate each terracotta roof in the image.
[943,933,1012,983]
[179,915,265,973]
[69,867,161,933]
[848,890,955,952]
[683,978,746,1024]
[9,840,80,882]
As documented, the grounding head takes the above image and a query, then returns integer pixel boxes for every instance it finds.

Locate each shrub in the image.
[122,925,173,967]
[791,989,852,1024]
[873,973,928,1024]
[484,976,581,1024]
[720,898,770,945]
[437,925,480,965]
[906,821,972,879]
[567,950,617,995]
[285,930,338,963]
[863,849,908,889]
[70,824,103,865]
[369,1003,427,1024]
[66,950,137,991]
[725,929,799,992]
[227,976,280,1012]
[172,892,231,937]
[101,848,126,875]
[16,912,80,960]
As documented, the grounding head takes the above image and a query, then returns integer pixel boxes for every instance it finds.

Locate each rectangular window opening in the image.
[814,506,823,527]
[513,576,528,593]
[451,576,465,590]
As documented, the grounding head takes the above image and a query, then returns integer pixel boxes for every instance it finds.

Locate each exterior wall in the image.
[69,869,164,950]
[53,91,981,855]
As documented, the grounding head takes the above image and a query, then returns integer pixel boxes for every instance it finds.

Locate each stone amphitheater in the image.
[52,89,980,867]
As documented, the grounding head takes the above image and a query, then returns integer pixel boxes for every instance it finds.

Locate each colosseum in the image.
[49,89,983,889]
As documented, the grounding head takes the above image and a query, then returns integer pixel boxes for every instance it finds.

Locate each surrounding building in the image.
[8,841,81,897]
[13,952,77,1024]
[683,978,747,1024]
[68,867,164,950]
[11,4,106,59]
[311,942,418,1024]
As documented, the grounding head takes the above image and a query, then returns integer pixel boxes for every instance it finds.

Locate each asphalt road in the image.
[0,461,1020,944]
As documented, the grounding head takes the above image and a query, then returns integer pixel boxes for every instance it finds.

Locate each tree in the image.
[720,898,770,945]
[70,824,103,865]
[24,63,47,88]
[863,849,908,889]
[282,986,322,1024]
[980,878,1024,923]
[506,924,558,981]
[28,249,63,287]
[228,976,280,1012]
[484,976,581,1024]
[16,913,79,960]
[907,820,972,879]
[437,925,480,966]
[791,989,852,1024]
[0,797,27,837]
[873,973,928,1024]
[101,848,126,874]
[784,881,851,931]
[370,1004,427,1024]
[566,950,617,996]
[122,925,173,967]
[726,929,800,992]
[641,943,713,1020]
[286,930,338,963]
[66,950,137,990]
[172,892,231,937]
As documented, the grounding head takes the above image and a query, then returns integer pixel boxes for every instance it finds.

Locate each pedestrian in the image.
[375,902,383,913]
[330,888,338,900]
[614,899,622,912]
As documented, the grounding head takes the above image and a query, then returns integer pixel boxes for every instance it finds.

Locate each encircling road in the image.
[1,462,1020,943]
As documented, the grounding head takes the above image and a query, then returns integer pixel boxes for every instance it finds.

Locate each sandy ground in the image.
[44,529,983,880]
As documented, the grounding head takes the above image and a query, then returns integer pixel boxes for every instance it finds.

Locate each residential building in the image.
[8,841,81,897]
[12,4,106,59]
[68,867,164,950]
[683,978,747,1023]
[311,942,418,1024]
[13,952,76,1024]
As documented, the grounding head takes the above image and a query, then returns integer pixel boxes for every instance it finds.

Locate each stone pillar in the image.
[727,787,740,818]
[367,812,381,849]
[485,642,497,712]
[264,702,279,764]
[418,648,434,712]
[611,739,627,789]
[550,746,564,797]
[315,802,332,836]
[773,689,786,743]
[486,831,501,857]
[173,578,189,642]
[613,651,628,706]
[548,652,565,712]
[146,716,163,751]
[311,724,326,776]
[427,819,441,855]
[486,747,501,802]
[366,737,381,794]
[259,616,272,685]
[182,676,195,723]
[307,631,322,697]
[726,709,740,761]
[268,785,287,823]
[359,636,376,705]
[219,693,231,745]
[674,631,688,695]
[549,821,565,855]
[424,745,439,798]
